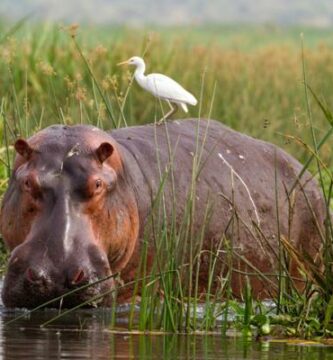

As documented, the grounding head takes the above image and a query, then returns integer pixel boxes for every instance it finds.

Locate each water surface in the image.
[0,284,333,359]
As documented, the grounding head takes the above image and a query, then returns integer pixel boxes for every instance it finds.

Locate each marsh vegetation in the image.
[0,20,333,339]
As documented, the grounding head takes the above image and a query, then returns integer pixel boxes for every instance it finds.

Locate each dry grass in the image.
[0,23,332,168]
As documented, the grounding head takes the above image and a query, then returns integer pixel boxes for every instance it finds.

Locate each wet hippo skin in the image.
[0,119,326,308]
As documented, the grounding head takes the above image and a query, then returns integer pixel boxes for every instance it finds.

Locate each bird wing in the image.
[144,73,197,106]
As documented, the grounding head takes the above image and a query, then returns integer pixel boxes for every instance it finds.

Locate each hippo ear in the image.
[96,142,114,163]
[14,139,33,160]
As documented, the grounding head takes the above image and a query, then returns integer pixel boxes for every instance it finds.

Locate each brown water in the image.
[1,306,333,360]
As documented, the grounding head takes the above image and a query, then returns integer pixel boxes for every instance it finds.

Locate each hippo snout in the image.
[24,266,87,289]
[2,243,115,308]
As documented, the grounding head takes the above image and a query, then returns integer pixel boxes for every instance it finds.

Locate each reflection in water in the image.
[1,307,333,359]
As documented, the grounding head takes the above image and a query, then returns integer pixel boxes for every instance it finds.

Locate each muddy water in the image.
[0,274,332,360]
[1,307,333,359]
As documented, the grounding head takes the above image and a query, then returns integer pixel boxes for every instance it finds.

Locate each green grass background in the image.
[0,21,333,334]
[0,22,332,163]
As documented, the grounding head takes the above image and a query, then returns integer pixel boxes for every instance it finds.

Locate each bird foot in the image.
[156,103,178,124]
[156,116,167,125]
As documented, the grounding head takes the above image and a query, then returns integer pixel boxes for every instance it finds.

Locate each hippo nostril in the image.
[26,267,45,284]
[71,269,86,286]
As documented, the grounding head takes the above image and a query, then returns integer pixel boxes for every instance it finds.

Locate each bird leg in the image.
[157,101,178,124]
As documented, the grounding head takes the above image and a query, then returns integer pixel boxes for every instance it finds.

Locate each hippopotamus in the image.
[0,119,326,308]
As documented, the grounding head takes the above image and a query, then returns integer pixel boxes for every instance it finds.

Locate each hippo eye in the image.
[22,176,41,198]
[24,179,31,190]
[95,179,102,189]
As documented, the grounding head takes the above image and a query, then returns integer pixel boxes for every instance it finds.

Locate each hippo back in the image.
[112,119,325,296]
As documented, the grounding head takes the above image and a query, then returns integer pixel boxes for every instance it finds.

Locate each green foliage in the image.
[1,20,333,337]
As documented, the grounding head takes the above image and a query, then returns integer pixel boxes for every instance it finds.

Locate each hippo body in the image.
[0,119,325,307]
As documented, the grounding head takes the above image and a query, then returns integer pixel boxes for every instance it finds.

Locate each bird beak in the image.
[117,60,129,66]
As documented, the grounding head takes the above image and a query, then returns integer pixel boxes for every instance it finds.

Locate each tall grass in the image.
[0,22,332,163]
[1,20,333,337]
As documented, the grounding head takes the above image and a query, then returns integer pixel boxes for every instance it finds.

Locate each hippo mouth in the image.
[2,272,115,309]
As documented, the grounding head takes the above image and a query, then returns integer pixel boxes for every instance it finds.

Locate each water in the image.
[0,289,333,359]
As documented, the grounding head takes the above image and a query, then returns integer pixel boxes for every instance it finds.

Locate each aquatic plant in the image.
[1,19,333,337]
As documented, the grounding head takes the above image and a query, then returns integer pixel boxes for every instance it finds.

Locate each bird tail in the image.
[180,103,188,113]
[186,92,198,106]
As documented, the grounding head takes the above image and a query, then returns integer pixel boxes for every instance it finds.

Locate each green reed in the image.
[1,20,333,337]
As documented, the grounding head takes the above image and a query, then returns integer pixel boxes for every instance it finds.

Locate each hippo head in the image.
[0,125,139,308]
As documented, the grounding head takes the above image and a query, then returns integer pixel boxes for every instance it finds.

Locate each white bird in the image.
[117,56,197,122]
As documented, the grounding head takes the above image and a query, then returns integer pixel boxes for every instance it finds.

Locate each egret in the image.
[117,56,197,122]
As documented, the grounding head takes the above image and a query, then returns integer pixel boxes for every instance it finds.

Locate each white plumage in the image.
[118,56,197,121]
